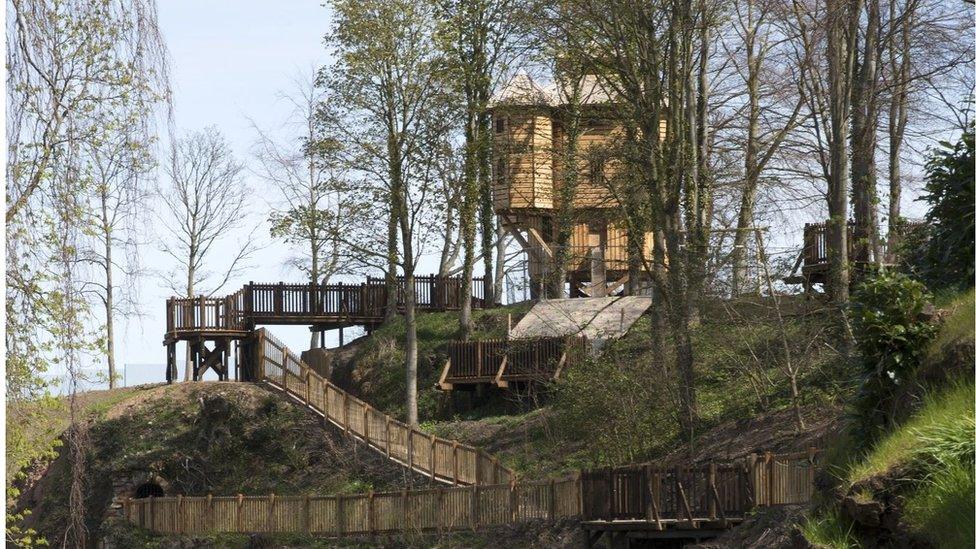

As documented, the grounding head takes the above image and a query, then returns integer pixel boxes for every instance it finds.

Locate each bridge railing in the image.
[579,450,820,523]
[253,329,513,486]
[123,476,581,536]
[165,275,490,338]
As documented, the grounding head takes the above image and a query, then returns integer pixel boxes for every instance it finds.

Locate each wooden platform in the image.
[437,336,588,390]
[163,275,491,382]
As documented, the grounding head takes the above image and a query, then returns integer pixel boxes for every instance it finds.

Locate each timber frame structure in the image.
[163,275,490,382]
[489,74,659,299]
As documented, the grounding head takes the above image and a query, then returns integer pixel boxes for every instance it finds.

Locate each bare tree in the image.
[158,127,256,381]
[252,75,356,349]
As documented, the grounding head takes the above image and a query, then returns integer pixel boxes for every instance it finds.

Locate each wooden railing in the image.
[165,275,490,339]
[121,452,819,536]
[439,336,589,389]
[579,450,820,523]
[122,477,581,536]
[254,329,512,486]
[801,220,925,268]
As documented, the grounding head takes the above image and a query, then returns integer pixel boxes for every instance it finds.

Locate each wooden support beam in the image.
[437,358,453,391]
[493,355,509,388]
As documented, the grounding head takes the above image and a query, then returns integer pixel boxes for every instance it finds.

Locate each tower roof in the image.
[490,73,554,107]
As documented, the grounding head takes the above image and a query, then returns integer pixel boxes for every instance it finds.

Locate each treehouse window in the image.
[495,117,505,133]
[589,156,606,186]
[496,158,507,185]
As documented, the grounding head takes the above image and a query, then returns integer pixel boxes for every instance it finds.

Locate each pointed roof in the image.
[490,73,554,107]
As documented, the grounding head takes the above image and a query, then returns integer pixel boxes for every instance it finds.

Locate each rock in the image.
[843,495,884,527]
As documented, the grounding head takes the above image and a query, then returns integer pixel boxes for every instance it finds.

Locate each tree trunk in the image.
[732,7,761,296]
[825,0,858,304]
[493,224,506,301]
[477,112,495,305]
[459,107,478,339]
[851,0,881,266]
[887,0,912,261]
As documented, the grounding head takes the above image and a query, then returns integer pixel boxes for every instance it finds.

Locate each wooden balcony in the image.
[437,335,589,390]
[165,275,491,344]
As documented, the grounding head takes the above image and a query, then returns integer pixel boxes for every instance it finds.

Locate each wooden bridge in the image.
[163,275,489,382]
[437,336,589,390]
[121,450,818,543]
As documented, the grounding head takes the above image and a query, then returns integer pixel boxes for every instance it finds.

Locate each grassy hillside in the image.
[802,290,975,548]
[13,383,422,547]
[423,296,847,476]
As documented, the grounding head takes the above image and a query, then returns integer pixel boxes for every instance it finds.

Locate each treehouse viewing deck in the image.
[163,275,491,383]
[164,275,490,344]
[785,220,924,288]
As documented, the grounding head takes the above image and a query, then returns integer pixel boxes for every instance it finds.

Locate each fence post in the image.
[343,392,349,433]
[576,471,583,518]
[471,484,481,530]
[367,490,375,537]
[236,494,243,532]
[267,493,276,533]
[765,451,774,506]
[385,416,391,457]
[175,495,183,534]
[452,441,459,486]
[549,479,556,519]
[206,493,213,531]
[509,480,518,524]
[430,436,437,480]
[363,406,370,444]
[437,488,445,533]
[304,494,311,534]
[336,494,344,535]
[402,489,410,532]
[706,462,716,519]
[407,427,414,472]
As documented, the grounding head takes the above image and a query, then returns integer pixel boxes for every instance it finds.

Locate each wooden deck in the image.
[785,220,924,288]
[164,275,490,382]
[437,336,589,390]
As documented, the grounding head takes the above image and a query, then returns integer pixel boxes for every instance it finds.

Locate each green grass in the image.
[903,457,975,549]
[799,505,861,549]
[924,289,975,365]
[847,381,975,484]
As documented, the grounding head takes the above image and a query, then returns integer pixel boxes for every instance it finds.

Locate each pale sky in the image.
[113,1,339,386]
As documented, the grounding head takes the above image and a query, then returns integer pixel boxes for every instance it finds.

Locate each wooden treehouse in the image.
[784,220,924,290]
[164,275,490,382]
[489,73,658,299]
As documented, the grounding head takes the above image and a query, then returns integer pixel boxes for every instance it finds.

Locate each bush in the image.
[851,273,937,439]
[911,124,975,291]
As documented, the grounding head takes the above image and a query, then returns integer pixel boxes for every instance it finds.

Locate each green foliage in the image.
[851,273,938,438]
[848,381,975,484]
[912,125,975,290]
[903,458,975,549]
[799,505,861,549]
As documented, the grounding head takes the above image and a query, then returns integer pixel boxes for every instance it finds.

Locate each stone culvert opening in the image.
[133,482,165,499]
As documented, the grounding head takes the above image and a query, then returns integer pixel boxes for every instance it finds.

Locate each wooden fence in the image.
[166,275,490,340]
[579,450,820,523]
[254,329,513,486]
[123,477,581,536]
[439,336,589,389]
[121,451,819,536]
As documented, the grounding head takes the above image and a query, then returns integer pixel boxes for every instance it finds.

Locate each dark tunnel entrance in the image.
[133,482,165,499]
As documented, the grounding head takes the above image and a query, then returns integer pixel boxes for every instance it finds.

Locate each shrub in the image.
[851,273,937,439]
[910,124,975,291]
